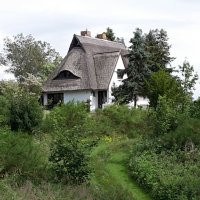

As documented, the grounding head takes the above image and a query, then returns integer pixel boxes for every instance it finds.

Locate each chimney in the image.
[96,32,107,40]
[81,30,91,37]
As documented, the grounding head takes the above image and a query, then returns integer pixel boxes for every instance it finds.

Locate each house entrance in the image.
[98,91,107,108]
[47,93,63,109]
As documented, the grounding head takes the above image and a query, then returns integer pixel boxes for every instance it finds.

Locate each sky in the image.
[0,0,200,98]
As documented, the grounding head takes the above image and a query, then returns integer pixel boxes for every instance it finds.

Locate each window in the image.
[53,70,80,80]
[117,69,123,79]
[92,91,96,97]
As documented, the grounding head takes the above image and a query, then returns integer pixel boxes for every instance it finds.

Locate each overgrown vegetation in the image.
[49,126,92,185]
[0,27,200,199]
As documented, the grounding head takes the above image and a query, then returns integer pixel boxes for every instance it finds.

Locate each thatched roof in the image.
[43,34,128,92]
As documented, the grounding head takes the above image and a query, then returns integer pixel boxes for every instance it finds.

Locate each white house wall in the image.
[64,90,99,111]
[43,90,97,110]
[107,55,149,108]
[64,90,91,104]
[90,91,98,111]
[107,55,127,103]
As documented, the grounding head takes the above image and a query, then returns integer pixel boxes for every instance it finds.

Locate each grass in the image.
[90,135,151,200]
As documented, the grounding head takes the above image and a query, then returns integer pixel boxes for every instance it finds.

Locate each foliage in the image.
[145,70,184,108]
[0,80,19,98]
[158,117,200,151]
[105,27,116,41]
[112,28,150,106]
[0,33,62,82]
[144,29,174,73]
[0,96,10,127]
[86,105,149,137]
[129,131,200,200]
[9,90,43,132]
[112,28,174,106]
[178,60,198,96]
[154,95,178,135]
[42,102,88,133]
[190,97,200,119]
[129,146,200,200]
[129,113,200,200]
[0,130,48,182]
[49,127,92,185]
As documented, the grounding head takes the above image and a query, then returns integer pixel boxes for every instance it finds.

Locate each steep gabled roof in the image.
[43,35,128,92]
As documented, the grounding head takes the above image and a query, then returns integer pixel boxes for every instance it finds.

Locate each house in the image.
[42,30,149,110]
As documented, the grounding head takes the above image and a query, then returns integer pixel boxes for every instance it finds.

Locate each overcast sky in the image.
[0,0,200,98]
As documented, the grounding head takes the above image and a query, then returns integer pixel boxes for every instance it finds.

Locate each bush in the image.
[158,118,200,151]
[129,136,200,200]
[49,127,92,185]
[0,96,10,127]
[154,95,178,135]
[86,105,149,137]
[0,129,48,182]
[190,97,200,119]
[129,149,200,200]
[9,91,43,132]
[42,102,88,133]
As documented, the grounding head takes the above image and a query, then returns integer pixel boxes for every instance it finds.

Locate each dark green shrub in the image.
[0,96,10,127]
[87,105,149,137]
[129,135,200,200]
[0,130,48,181]
[9,91,43,132]
[42,102,88,133]
[154,95,178,135]
[129,149,200,200]
[190,97,200,119]
[49,127,91,185]
[159,118,200,151]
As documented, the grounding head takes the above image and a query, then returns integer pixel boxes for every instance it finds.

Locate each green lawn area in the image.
[90,136,151,200]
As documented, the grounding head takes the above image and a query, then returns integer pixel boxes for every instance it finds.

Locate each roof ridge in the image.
[75,34,126,47]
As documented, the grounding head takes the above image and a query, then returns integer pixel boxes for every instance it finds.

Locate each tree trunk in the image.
[134,95,137,108]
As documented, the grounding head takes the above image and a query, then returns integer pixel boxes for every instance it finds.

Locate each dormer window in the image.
[117,69,124,79]
[53,70,80,80]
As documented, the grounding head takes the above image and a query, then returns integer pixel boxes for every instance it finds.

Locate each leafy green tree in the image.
[178,60,198,96]
[190,97,200,119]
[0,80,19,98]
[154,95,178,135]
[112,28,149,106]
[144,29,174,73]
[116,37,126,45]
[144,70,183,108]
[105,27,116,41]
[0,33,62,83]
[9,90,43,132]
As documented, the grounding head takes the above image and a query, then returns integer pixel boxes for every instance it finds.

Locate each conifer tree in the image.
[112,28,149,106]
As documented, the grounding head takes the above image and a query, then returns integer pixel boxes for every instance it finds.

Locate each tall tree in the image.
[0,33,62,83]
[178,60,198,96]
[112,28,150,106]
[112,28,176,106]
[105,27,116,41]
[144,70,183,108]
[144,29,174,73]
